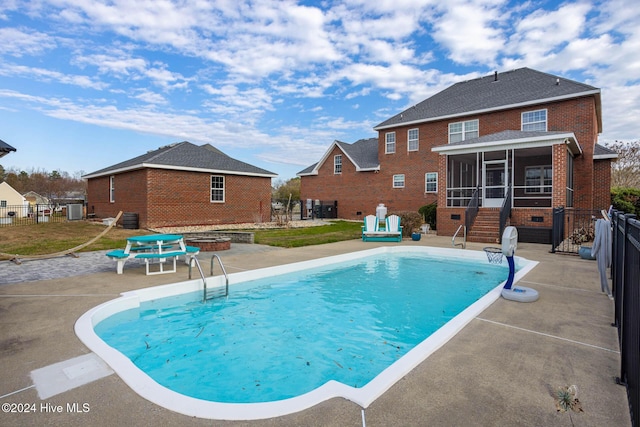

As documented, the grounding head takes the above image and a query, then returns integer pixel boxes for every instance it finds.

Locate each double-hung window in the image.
[393,174,405,188]
[425,172,438,193]
[522,109,547,131]
[408,128,419,151]
[334,155,342,174]
[385,132,396,154]
[211,175,225,202]
[525,166,552,193]
[448,119,478,143]
[109,176,115,203]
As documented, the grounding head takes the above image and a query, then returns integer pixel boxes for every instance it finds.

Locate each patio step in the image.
[467,208,503,243]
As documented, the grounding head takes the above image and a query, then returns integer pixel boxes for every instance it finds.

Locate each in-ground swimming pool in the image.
[75,246,537,420]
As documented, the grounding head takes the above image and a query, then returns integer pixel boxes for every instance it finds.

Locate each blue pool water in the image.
[95,252,508,404]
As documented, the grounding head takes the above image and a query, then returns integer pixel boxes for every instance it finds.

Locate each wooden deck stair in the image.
[467,208,502,243]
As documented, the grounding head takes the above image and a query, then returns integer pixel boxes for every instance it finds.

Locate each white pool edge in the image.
[75,246,538,420]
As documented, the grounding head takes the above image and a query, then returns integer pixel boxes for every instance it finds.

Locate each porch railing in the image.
[464,187,480,232]
[499,185,512,237]
[446,186,477,207]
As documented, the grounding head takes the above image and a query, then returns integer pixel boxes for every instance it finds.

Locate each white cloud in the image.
[0,27,57,56]
[429,0,507,65]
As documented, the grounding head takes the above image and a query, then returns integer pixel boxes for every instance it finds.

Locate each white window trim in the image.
[448,119,479,143]
[425,172,438,193]
[524,165,552,194]
[334,154,342,174]
[408,128,419,152]
[521,109,547,132]
[211,175,225,203]
[393,174,405,188]
[109,176,115,203]
[385,132,396,154]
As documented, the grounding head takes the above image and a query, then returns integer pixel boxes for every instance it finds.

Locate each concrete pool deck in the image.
[0,237,631,426]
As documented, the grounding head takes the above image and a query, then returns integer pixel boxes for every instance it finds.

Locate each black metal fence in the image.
[0,204,82,227]
[551,207,601,254]
[612,211,640,427]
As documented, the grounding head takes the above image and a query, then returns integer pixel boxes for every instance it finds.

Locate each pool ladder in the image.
[188,254,229,302]
[452,225,466,249]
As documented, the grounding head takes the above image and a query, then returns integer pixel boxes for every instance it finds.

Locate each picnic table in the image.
[106,234,199,275]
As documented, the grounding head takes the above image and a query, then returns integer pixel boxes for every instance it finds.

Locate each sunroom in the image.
[432,130,582,211]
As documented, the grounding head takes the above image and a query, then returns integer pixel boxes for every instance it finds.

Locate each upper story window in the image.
[393,174,405,188]
[109,176,115,203]
[0,200,6,208]
[385,132,396,154]
[408,128,419,151]
[211,175,225,202]
[449,119,478,143]
[334,154,342,174]
[522,109,547,131]
[425,172,438,193]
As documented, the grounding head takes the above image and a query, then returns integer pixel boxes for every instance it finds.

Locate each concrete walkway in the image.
[0,237,630,426]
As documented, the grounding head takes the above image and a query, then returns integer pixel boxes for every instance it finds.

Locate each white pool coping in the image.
[75,246,538,420]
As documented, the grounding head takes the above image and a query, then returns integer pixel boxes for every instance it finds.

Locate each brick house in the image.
[299,68,617,242]
[83,141,276,229]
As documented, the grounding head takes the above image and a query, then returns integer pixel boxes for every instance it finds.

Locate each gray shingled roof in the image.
[336,138,379,170]
[83,141,276,178]
[432,129,582,156]
[0,138,16,157]
[374,68,601,130]
[594,143,618,159]
[297,137,379,176]
[443,130,570,147]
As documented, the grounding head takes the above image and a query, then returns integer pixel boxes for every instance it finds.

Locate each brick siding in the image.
[301,95,610,236]
[87,169,271,228]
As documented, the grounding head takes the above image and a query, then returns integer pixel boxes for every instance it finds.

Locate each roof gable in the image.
[83,141,276,179]
[375,68,601,131]
[0,181,26,201]
[297,138,379,176]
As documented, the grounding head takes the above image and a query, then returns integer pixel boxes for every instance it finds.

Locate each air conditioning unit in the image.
[67,204,83,220]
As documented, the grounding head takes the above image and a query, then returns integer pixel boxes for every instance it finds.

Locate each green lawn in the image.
[253,220,362,247]
[0,220,363,259]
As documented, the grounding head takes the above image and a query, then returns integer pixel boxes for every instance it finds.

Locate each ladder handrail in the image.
[187,254,229,302]
[452,224,466,249]
[210,254,229,299]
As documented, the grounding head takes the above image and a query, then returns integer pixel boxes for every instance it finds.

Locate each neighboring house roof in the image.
[23,191,50,204]
[374,67,602,132]
[82,141,277,179]
[297,138,379,176]
[593,143,618,160]
[0,138,16,158]
[432,130,582,156]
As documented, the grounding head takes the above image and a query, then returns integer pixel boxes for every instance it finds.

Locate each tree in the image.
[0,166,87,203]
[606,140,640,189]
[272,177,301,201]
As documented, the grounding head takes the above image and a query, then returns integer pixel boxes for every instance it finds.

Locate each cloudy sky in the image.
[0,0,638,180]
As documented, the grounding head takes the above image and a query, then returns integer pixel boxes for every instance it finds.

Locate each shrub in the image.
[391,211,423,237]
[418,203,437,230]
[611,187,640,215]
